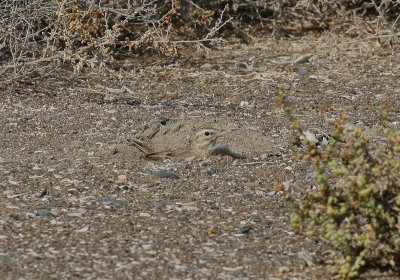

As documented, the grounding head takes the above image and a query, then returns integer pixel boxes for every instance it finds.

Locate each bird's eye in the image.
[204,131,210,136]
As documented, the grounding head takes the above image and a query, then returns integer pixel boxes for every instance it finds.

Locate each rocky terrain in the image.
[1,34,400,279]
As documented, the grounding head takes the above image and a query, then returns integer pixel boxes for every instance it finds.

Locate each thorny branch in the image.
[371,0,400,42]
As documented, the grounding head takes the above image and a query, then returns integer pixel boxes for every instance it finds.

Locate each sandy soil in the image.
[1,33,400,279]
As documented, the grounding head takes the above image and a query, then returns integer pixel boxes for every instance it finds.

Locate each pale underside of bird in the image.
[130,128,245,161]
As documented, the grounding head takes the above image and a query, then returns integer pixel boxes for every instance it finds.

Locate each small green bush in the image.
[277,88,400,279]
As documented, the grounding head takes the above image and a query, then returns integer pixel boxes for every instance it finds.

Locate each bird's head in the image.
[192,128,224,156]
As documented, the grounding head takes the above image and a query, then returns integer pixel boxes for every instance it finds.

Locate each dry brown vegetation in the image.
[1,0,399,81]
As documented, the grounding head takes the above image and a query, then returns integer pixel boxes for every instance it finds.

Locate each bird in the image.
[130,128,245,161]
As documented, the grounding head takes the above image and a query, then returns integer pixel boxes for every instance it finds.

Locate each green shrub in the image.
[277,88,400,279]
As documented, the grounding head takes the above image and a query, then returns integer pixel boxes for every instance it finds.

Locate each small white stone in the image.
[240,101,249,107]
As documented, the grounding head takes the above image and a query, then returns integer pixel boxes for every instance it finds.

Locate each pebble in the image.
[26,212,36,219]
[242,192,252,199]
[297,67,309,75]
[52,198,64,206]
[240,101,249,108]
[206,168,217,176]
[177,214,188,221]
[278,266,290,273]
[3,189,14,196]
[246,180,262,188]
[118,185,130,191]
[154,202,164,209]
[152,116,169,126]
[75,226,89,233]
[224,174,235,181]
[294,55,310,64]
[266,191,276,197]
[11,213,26,221]
[200,63,214,70]
[264,220,273,226]
[152,170,180,180]
[239,226,251,234]
[145,250,157,257]
[39,188,49,197]
[125,99,141,106]
[111,147,118,155]
[197,255,207,262]
[66,212,80,217]
[66,209,87,217]
[102,196,117,205]
[67,188,78,195]
[117,174,127,182]
[36,209,54,217]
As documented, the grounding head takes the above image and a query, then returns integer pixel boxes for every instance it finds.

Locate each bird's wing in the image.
[130,138,192,161]
[130,139,155,154]
[145,151,175,161]
[145,148,192,161]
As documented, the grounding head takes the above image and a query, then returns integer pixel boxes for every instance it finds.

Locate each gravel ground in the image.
[1,34,400,279]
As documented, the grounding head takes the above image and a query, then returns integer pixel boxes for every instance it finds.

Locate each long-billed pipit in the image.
[131,128,245,161]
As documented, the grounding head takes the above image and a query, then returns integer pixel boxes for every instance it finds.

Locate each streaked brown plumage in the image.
[131,128,245,161]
